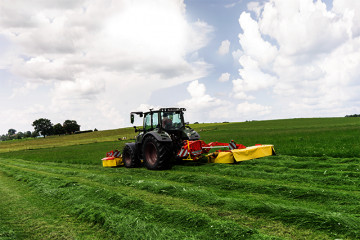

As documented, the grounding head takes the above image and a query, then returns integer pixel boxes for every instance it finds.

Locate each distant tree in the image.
[24,131,32,138]
[63,120,80,134]
[32,118,53,137]
[0,134,7,141]
[8,129,16,135]
[31,131,40,138]
[94,128,98,131]
[16,132,24,139]
[53,123,65,136]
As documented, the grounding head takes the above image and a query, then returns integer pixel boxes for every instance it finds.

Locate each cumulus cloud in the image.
[178,80,228,123]
[232,55,276,100]
[0,0,213,131]
[234,0,360,118]
[236,101,271,116]
[218,40,230,55]
[218,72,230,82]
[247,1,263,18]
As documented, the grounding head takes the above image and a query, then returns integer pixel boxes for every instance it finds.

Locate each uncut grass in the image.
[0,127,134,153]
[192,118,360,158]
[1,158,359,239]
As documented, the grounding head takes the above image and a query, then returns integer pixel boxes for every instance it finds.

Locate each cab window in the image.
[152,112,159,128]
[144,114,152,131]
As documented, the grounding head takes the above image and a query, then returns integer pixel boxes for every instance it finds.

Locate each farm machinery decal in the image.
[102,108,275,169]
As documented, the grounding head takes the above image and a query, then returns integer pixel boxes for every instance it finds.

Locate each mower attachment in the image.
[177,140,275,163]
[102,150,123,167]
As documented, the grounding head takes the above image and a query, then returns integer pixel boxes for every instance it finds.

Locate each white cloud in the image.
[332,0,360,38]
[178,80,228,123]
[247,1,263,18]
[238,12,278,68]
[0,0,213,131]
[232,55,276,100]
[233,0,360,118]
[232,49,243,63]
[218,72,230,82]
[236,101,271,116]
[218,40,230,55]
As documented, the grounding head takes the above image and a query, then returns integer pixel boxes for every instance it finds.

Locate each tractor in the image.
[122,108,200,170]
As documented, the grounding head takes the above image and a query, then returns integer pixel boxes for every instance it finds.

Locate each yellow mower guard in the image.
[207,145,275,164]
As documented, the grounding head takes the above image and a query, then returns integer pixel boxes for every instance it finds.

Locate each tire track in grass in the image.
[0,159,351,240]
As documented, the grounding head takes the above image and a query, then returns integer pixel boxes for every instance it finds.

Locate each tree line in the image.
[1,118,81,141]
[345,114,360,117]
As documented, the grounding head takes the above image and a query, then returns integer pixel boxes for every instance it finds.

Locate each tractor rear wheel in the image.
[142,135,172,170]
[123,143,140,168]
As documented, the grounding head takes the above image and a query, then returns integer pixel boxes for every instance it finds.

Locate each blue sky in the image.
[0,0,360,134]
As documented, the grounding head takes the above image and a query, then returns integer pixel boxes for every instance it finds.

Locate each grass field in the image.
[0,117,359,239]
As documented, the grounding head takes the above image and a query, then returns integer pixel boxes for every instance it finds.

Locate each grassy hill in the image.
[0,118,359,239]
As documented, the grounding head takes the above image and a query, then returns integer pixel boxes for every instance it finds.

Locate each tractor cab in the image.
[132,108,187,133]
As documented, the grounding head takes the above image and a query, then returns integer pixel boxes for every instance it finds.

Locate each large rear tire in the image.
[142,135,172,170]
[122,143,140,168]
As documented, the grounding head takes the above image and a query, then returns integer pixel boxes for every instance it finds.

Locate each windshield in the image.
[161,112,183,130]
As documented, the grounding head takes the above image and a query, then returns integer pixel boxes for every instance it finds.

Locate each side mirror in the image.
[130,114,134,124]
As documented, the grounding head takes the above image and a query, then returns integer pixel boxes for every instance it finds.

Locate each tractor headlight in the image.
[187,132,192,137]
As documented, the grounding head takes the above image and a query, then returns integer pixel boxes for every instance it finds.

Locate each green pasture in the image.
[0,117,359,239]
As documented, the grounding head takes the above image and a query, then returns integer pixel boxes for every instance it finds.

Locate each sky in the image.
[1,0,360,134]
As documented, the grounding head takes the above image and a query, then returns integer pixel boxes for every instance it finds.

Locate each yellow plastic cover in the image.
[102,157,123,167]
[213,152,235,164]
[231,145,275,162]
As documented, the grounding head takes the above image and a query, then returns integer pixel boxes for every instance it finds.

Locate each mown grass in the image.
[0,117,360,239]
[0,171,108,240]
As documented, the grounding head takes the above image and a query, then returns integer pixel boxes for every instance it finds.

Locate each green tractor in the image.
[122,108,200,170]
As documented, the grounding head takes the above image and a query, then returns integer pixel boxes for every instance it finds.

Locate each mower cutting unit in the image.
[102,108,275,169]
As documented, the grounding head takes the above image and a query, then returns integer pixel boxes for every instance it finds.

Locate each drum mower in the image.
[102,108,275,169]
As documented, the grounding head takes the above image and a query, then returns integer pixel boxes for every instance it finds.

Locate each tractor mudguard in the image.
[183,127,200,140]
[142,131,172,143]
[125,142,137,152]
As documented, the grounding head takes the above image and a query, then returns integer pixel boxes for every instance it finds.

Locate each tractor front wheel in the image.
[122,143,140,168]
[142,135,172,170]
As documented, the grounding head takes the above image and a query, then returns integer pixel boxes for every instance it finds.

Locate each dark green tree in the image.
[32,118,53,137]
[31,131,40,138]
[53,123,65,136]
[0,134,7,141]
[63,120,80,134]
[8,129,16,135]
[16,132,24,139]
[24,131,32,138]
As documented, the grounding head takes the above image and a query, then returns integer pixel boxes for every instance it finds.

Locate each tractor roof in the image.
[131,108,186,116]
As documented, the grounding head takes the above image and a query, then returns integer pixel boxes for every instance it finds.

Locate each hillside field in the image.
[0,117,359,239]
